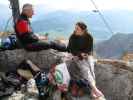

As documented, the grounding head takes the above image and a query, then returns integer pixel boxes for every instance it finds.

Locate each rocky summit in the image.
[0,49,133,100]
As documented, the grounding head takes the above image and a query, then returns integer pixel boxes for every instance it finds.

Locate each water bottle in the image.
[0,38,2,48]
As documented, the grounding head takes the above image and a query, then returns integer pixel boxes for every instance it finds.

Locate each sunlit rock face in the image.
[95,63,133,100]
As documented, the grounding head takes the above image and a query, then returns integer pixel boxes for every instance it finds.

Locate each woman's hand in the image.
[91,87,104,100]
[81,53,88,59]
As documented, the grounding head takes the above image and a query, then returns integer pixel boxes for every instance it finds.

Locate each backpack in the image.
[0,34,17,50]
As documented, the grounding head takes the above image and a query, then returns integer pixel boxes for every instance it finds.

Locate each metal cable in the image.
[90,0,114,35]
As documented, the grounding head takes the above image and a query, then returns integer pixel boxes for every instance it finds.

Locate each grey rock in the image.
[95,63,133,100]
[0,49,61,72]
[0,49,133,100]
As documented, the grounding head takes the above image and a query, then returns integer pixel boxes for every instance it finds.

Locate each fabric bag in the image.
[54,63,70,92]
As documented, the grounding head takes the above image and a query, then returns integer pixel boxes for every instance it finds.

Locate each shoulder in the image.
[16,19,28,30]
[17,15,28,24]
[16,16,27,25]
[17,19,27,25]
[69,34,75,39]
[85,33,93,39]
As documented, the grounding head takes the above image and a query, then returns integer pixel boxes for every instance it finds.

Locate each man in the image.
[15,4,65,51]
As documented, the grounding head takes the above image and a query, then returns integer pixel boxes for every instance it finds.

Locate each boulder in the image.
[0,49,133,100]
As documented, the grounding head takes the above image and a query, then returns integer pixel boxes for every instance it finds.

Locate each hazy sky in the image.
[1,0,133,11]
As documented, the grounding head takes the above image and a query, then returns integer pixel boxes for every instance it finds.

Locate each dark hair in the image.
[73,21,90,36]
[76,22,87,31]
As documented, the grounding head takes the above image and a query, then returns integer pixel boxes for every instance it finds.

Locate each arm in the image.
[82,34,93,56]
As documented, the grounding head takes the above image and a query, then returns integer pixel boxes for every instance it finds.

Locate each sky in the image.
[0,0,133,40]
[1,0,133,11]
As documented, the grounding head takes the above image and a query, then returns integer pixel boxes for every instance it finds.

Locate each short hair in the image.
[22,3,33,11]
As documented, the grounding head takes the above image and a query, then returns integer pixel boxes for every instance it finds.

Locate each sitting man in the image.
[15,3,66,51]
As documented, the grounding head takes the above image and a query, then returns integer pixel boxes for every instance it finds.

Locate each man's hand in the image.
[35,34,48,40]
[38,36,48,40]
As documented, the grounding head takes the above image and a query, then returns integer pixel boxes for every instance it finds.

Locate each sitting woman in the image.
[63,22,105,100]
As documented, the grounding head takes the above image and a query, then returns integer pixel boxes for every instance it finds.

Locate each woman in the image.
[65,22,105,100]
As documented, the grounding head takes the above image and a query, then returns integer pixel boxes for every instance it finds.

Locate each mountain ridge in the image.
[95,33,133,59]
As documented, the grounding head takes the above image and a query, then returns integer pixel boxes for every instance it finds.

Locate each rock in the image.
[0,49,133,100]
[0,49,61,72]
[2,92,25,100]
[95,63,133,100]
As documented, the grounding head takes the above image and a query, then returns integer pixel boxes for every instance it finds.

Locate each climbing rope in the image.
[90,0,114,35]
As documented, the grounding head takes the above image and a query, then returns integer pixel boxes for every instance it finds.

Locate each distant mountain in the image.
[32,10,112,40]
[1,5,133,41]
[0,4,12,31]
[95,33,133,59]
[31,10,133,40]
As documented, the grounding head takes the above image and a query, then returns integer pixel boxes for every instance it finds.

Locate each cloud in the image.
[93,0,133,10]
[19,0,94,11]
[0,0,10,5]
[18,0,133,11]
[1,0,133,11]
